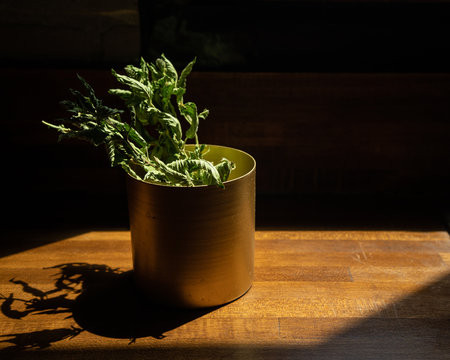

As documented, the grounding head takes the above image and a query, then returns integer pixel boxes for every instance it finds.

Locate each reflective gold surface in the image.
[127,145,256,308]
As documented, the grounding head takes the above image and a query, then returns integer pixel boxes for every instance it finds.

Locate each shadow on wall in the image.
[0,262,449,358]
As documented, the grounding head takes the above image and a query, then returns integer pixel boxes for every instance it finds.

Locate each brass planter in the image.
[127,145,256,308]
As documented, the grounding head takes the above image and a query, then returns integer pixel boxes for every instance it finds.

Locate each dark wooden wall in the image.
[3,69,450,228]
[140,1,450,73]
[2,1,450,229]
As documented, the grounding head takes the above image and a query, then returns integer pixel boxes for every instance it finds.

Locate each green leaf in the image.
[108,118,148,149]
[160,54,178,83]
[179,102,199,141]
[108,88,133,101]
[106,139,128,167]
[177,57,196,90]
[111,69,152,103]
[198,109,209,120]
[120,161,142,180]
[176,57,196,104]
[148,108,182,141]
[61,125,110,146]
[153,156,192,186]
[167,158,224,188]
[77,75,99,108]
[215,158,236,182]
[188,144,206,160]
[159,78,177,114]
[42,120,69,132]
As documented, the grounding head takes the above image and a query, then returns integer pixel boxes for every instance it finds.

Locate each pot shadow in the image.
[71,268,219,342]
[0,263,220,349]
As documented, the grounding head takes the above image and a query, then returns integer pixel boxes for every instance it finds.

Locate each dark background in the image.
[2,0,450,230]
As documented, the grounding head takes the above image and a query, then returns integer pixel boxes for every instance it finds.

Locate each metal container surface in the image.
[127,145,256,308]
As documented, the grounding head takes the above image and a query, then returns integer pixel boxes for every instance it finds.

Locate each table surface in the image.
[1,226,449,359]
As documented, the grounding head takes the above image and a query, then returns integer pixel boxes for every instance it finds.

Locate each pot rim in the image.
[127,144,256,188]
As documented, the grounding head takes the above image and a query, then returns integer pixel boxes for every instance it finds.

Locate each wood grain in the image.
[0,228,449,359]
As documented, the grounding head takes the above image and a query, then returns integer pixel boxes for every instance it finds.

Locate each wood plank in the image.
[10,229,450,243]
[1,277,444,319]
[8,237,449,261]
[254,266,352,282]
[440,253,450,267]
[349,266,450,282]
[257,239,450,254]
[0,229,449,358]
[256,230,450,242]
[2,242,446,269]
[255,252,446,268]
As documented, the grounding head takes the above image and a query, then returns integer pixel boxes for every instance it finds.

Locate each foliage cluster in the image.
[43,55,234,188]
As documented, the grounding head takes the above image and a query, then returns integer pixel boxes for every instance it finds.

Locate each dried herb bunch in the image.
[43,55,234,188]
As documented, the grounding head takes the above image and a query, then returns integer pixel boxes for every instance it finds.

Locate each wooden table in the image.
[1,227,449,359]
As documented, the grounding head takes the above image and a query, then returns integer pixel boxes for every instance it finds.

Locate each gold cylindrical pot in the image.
[127,145,256,308]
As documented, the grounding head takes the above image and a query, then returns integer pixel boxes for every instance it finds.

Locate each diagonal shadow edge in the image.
[1,271,449,359]
[0,228,116,259]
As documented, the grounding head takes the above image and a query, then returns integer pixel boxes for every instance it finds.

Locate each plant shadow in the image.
[0,263,220,349]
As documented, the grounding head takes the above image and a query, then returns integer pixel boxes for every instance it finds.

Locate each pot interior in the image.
[184,144,255,182]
